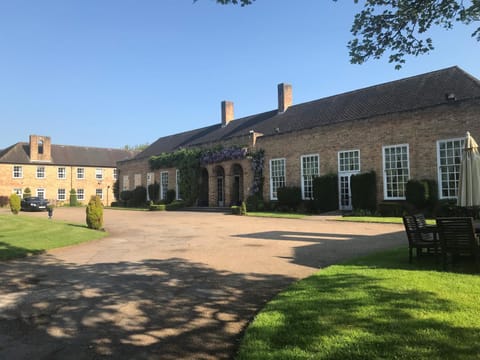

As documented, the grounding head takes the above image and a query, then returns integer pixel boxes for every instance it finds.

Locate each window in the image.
[95,168,103,180]
[270,158,286,200]
[437,138,465,198]
[338,150,360,172]
[134,174,141,188]
[383,144,410,199]
[77,168,85,179]
[36,166,45,179]
[13,188,22,197]
[113,168,118,180]
[36,188,45,199]
[96,189,103,199]
[301,154,319,199]
[13,166,23,179]
[77,189,85,201]
[160,171,169,200]
[123,175,130,191]
[58,167,66,179]
[57,188,66,201]
[38,140,44,154]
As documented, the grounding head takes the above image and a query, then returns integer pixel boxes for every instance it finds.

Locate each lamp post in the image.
[107,185,110,207]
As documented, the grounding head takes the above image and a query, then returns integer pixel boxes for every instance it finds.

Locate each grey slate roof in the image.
[0,142,135,167]
[132,66,480,161]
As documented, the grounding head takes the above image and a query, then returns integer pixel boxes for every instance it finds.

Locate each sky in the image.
[1,0,479,150]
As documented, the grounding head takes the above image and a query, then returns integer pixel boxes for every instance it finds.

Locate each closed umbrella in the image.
[457,132,480,207]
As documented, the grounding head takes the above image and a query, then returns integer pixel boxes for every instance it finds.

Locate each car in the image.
[21,197,49,211]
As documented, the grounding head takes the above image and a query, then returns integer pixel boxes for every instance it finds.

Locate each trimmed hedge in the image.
[149,204,166,211]
[86,196,103,230]
[277,186,302,211]
[0,195,8,207]
[351,171,377,212]
[312,174,338,212]
[166,200,185,211]
[9,193,21,214]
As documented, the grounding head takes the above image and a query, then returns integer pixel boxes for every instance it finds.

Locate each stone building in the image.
[0,135,134,206]
[118,66,480,210]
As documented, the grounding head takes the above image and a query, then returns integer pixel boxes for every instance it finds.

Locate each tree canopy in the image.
[207,0,480,69]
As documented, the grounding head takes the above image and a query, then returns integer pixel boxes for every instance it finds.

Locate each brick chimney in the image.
[29,135,52,162]
[278,83,292,113]
[221,101,234,127]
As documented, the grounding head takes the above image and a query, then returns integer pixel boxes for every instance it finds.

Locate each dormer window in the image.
[38,140,44,154]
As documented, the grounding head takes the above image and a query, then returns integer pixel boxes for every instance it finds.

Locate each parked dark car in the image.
[21,197,49,211]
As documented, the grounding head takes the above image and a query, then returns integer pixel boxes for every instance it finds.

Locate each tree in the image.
[86,196,104,230]
[9,193,21,214]
[209,0,480,69]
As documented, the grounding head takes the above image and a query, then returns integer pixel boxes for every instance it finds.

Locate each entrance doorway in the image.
[215,166,225,207]
[338,173,356,211]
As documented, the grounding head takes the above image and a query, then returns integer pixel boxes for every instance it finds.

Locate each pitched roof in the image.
[130,66,480,161]
[0,142,135,167]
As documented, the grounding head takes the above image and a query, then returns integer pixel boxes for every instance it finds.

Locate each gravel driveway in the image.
[0,208,405,359]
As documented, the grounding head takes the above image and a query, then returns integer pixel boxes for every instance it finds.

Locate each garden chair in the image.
[402,215,439,263]
[436,217,480,271]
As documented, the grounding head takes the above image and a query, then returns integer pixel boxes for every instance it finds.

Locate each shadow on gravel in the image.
[0,256,294,360]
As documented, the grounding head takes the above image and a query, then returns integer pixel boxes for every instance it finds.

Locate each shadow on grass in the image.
[0,256,295,359]
[0,241,44,260]
[238,271,480,359]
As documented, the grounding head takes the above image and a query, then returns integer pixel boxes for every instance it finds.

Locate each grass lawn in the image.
[247,212,307,219]
[0,214,108,260]
[236,249,480,360]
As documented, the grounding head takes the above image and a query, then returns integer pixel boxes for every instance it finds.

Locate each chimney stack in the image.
[221,100,234,127]
[29,135,52,162]
[278,83,292,113]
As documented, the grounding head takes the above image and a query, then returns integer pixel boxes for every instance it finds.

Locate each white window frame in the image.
[383,144,410,200]
[77,188,85,201]
[123,175,130,191]
[338,149,361,173]
[96,188,103,200]
[301,154,320,200]
[134,174,141,188]
[77,167,85,179]
[13,165,23,179]
[57,167,66,179]
[437,138,465,199]
[57,188,66,201]
[160,171,169,200]
[270,158,286,201]
[113,168,118,180]
[36,166,46,179]
[95,168,103,180]
[36,188,45,199]
[13,188,23,197]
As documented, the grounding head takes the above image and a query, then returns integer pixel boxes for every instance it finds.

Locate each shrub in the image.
[166,189,176,204]
[120,190,132,202]
[113,180,120,201]
[405,179,427,209]
[246,194,264,212]
[148,182,159,202]
[86,196,103,230]
[23,187,32,199]
[166,200,185,211]
[240,201,247,215]
[9,193,21,214]
[312,174,338,212]
[277,186,302,211]
[69,189,78,207]
[0,196,8,207]
[231,205,241,215]
[131,186,147,207]
[351,171,377,212]
[378,201,406,217]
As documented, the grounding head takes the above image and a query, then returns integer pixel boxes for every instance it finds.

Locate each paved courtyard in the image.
[0,208,405,359]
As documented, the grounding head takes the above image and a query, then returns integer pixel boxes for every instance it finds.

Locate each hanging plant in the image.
[250,149,265,197]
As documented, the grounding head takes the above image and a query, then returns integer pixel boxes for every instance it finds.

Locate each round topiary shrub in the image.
[9,193,21,214]
[86,195,103,230]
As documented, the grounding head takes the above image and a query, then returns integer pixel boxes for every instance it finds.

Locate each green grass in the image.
[0,214,108,260]
[339,216,436,225]
[247,212,307,219]
[236,249,480,360]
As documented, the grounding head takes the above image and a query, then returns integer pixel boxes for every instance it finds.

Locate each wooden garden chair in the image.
[402,215,439,263]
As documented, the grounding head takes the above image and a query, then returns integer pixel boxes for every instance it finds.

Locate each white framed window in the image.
[338,150,361,172]
[96,189,103,199]
[270,158,286,200]
[13,165,23,179]
[113,168,118,180]
[77,167,85,179]
[123,175,130,191]
[13,188,22,197]
[437,138,465,199]
[301,154,319,200]
[176,169,182,200]
[58,167,66,179]
[134,174,141,188]
[95,168,103,180]
[383,144,410,200]
[36,188,45,199]
[77,189,85,201]
[160,171,169,200]
[36,166,45,179]
[57,188,66,201]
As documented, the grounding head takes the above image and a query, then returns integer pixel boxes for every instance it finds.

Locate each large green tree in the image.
[208,0,480,69]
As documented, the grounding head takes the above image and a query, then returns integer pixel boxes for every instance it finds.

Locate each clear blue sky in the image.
[1,0,479,150]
